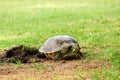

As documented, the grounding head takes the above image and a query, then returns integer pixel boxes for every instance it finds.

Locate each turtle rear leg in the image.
[37,52,46,58]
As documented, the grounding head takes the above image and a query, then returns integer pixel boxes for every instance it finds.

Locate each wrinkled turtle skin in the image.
[39,35,82,61]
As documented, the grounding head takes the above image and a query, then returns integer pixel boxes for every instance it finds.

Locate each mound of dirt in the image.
[0,45,45,63]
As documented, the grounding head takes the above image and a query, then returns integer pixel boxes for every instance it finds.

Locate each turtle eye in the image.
[68,46,72,51]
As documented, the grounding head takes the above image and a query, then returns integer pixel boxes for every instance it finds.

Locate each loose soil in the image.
[0,45,110,80]
[0,45,45,63]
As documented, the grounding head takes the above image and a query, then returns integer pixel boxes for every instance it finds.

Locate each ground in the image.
[0,59,110,80]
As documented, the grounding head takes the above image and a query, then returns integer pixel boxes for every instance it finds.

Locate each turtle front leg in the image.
[55,53,62,61]
[76,51,82,59]
[78,51,82,57]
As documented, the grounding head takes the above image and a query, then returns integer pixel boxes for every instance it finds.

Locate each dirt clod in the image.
[0,45,45,63]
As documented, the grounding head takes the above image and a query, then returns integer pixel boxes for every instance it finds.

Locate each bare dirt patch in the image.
[0,60,110,80]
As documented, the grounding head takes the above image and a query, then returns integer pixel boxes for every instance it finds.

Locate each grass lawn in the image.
[0,0,120,80]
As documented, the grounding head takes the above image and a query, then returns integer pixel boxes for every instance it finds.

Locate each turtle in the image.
[39,35,82,61]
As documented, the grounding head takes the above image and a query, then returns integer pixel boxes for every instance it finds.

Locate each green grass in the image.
[0,0,120,79]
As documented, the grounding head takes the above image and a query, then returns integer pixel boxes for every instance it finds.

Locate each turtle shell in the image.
[39,35,82,60]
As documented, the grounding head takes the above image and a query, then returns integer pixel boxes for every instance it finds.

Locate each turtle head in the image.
[62,43,82,55]
[61,43,82,60]
[72,44,82,56]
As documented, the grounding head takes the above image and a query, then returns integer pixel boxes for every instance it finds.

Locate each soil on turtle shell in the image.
[0,45,110,80]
